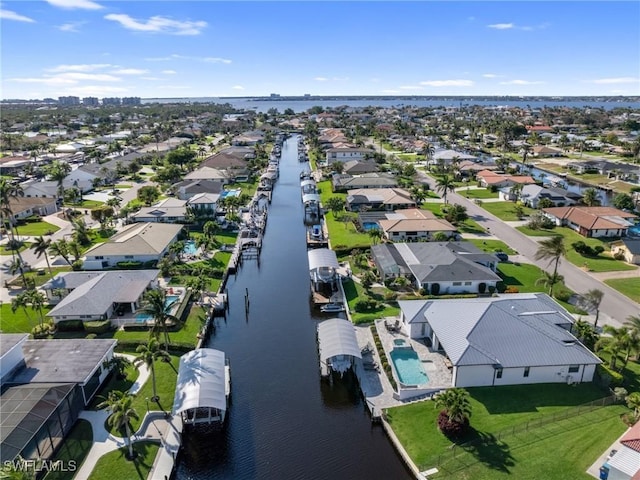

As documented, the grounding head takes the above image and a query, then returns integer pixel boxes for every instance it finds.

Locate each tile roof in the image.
[543,206,637,230]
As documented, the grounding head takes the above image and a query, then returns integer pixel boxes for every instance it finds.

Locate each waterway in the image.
[174,135,411,480]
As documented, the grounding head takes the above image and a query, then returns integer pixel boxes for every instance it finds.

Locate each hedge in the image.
[597,364,624,388]
[56,320,85,332]
[84,320,112,334]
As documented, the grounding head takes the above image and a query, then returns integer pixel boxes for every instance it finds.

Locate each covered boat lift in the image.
[172,348,230,429]
[317,318,362,376]
[300,179,317,195]
[302,193,322,223]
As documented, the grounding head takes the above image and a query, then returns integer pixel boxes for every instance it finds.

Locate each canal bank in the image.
[174,135,412,480]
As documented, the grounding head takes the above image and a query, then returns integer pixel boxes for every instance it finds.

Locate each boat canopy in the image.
[172,348,227,415]
[300,179,316,187]
[317,318,362,361]
[308,248,339,272]
[302,193,321,204]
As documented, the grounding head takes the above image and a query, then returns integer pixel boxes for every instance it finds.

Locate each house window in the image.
[568,365,580,373]
[524,367,530,377]
[464,281,472,286]
[453,282,462,286]
[95,256,104,260]
[496,368,503,379]
[124,255,134,259]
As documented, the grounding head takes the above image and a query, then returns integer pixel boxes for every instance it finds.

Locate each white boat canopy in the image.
[172,348,227,415]
[302,193,321,204]
[308,248,340,272]
[318,318,362,361]
[300,179,316,187]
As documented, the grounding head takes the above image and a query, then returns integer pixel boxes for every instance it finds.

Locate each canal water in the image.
[175,136,411,480]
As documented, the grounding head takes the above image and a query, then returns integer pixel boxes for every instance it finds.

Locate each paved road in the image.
[416,170,639,328]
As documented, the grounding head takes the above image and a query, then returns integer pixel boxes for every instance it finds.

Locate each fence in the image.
[422,394,618,471]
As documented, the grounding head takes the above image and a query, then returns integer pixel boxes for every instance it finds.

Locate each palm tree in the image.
[141,289,179,350]
[11,292,35,327]
[582,289,604,330]
[0,178,26,273]
[368,228,382,245]
[534,236,566,284]
[134,338,170,402]
[521,142,532,166]
[27,289,47,328]
[435,174,455,204]
[571,318,598,350]
[597,325,631,371]
[626,392,640,422]
[434,388,472,423]
[582,188,601,207]
[47,161,72,201]
[97,390,139,460]
[49,239,73,266]
[624,315,640,338]
[31,236,53,278]
[535,271,565,297]
[8,257,28,288]
[72,219,91,246]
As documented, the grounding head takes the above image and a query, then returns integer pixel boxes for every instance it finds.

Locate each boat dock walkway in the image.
[147,414,183,480]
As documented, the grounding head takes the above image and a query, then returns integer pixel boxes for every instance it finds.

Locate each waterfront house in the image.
[477,170,537,189]
[515,184,581,208]
[346,187,416,212]
[376,208,457,241]
[332,172,398,192]
[371,241,500,294]
[83,222,183,269]
[174,179,225,200]
[44,270,159,322]
[532,146,563,157]
[610,238,640,265]
[342,159,379,175]
[603,420,640,480]
[188,192,220,218]
[183,166,231,184]
[1,334,116,464]
[397,293,602,388]
[542,206,638,238]
[325,147,375,165]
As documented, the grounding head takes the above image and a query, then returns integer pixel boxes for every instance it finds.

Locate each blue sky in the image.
[1,1,639,99]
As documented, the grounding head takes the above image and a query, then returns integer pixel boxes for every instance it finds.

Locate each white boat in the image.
[320,303,345,313]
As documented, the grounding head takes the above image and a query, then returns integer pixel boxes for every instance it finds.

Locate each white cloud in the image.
[45,0,104,10]
[9,77,77,86]
[488,23,514,30]
[9,72,121,86]
[162,70,177,75]
[499,79,545,85]
[0,7,36,22]
[57,21,86,32]
[381,89,400,94]
[592,77,638,84]
[482,73,499,78]
[145,54,230,64]
[47,64,113,72]
[57,72,121,82]
[141,77,161,81]
[420,79,474,87]
[203,57,232,64]
[62,86,129,95]
[314,77,328,82]
[104,14,207,35]
[399,85,424,91]
[157,85,192,90]
[232,85,244,90]
[111,68,148,75]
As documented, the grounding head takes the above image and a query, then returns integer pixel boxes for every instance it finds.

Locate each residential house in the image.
[342,159,379,175]
[21,179,61,199]
[82,222,183,269]
[398,293,601,387]
[7,197,58,220]
[174,179,225,200]
[346,187,416,212]
[332,172,398,192]
[371,241,500,293]
[514,184,581,208]
[325,147,375,165]
[532,146,564,157]
[183,166,230,183]
[430,149,476,169]
[543,206,638,238]
[377,208,457,241]
[232,130,264,145]
[0,156,32,176]
[187,192,220,217]
[477,170,537,189]
[610,238,640,265]
[130,198,188,223]
[604,421,640,480]
[201,146,254,179]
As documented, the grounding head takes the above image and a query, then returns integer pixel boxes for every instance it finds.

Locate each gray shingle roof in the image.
[84,222,183,257]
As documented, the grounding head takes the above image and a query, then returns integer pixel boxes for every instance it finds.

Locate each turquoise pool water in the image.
[183,240,197,255]
[629,224,640,236]
[135,295,180,322]
[362,222,379,231]
[220,189,241,199]
[390,348,430,386]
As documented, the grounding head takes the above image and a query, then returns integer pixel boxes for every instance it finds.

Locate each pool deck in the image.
[353,319,452,415]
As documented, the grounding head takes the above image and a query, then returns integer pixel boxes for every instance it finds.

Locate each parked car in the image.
[495,252,509,262]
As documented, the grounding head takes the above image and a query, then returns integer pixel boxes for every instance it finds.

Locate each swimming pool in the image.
[183,240,197,255]
[220,189,241,199]
[165,295,179,309]
[629,224,640,236]
[390,348,430,386]
[362,222,379,231]
[135,295,180,321]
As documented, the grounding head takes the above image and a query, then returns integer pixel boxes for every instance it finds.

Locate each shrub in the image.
[596,364,623,388]
[496,282,506,293]
[614,250,626,261]
[56,319,84,331]
[430,283,440,295]
[116,261,143,269]
[478,282,486,294]
[86,333,97,339]
[84,319,112,334]
[504,286,519,293]
[488,285,496,294]
[437,410,470,439]
[355,297,379,312]
[593,245,605,255]
[554,288,572,302]
[32,323,54,338]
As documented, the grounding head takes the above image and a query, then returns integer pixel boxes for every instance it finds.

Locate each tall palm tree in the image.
[141,289,179,350]
[582,289,604,330]
[72,219,91,246]
[521,142,532,166]
[571,318,598,350]
[134,338,170,402]
[535,271,565,297]
[49,239,73,266]
[27,289,47,328]
[97,390,139,460]
[582,188,601,207]
[597,325,631,371]
[0,178,26,274]
[11,292,35,327]
[435,174,455,204]
[534,236,566,284]
[46,161,72,201]
[31,236,53,279]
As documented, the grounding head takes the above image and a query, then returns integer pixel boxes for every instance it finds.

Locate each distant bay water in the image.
[142,97,640,112]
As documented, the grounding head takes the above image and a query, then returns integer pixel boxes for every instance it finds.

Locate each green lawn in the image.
[87,441,160,480]
[90,363,140,410]
[14,221,60,236]
[65,199,104,208]
[467,239,517,255]
[344,278,399,324]
[516,226,562,237]
[386,383,624,476]
[605,277,640,303]
[45,420,93,480]
[479,202,536,221]
[0,303,51,333]
[459,188,499,200]
[0,242,31,254]
[421,202,487,235]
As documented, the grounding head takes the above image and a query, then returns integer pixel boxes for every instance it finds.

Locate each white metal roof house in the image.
[317,318,362,376]
[398,293,601,388]
[83,222,183,270]
[604,421,640,480]
[130,198,188,223]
